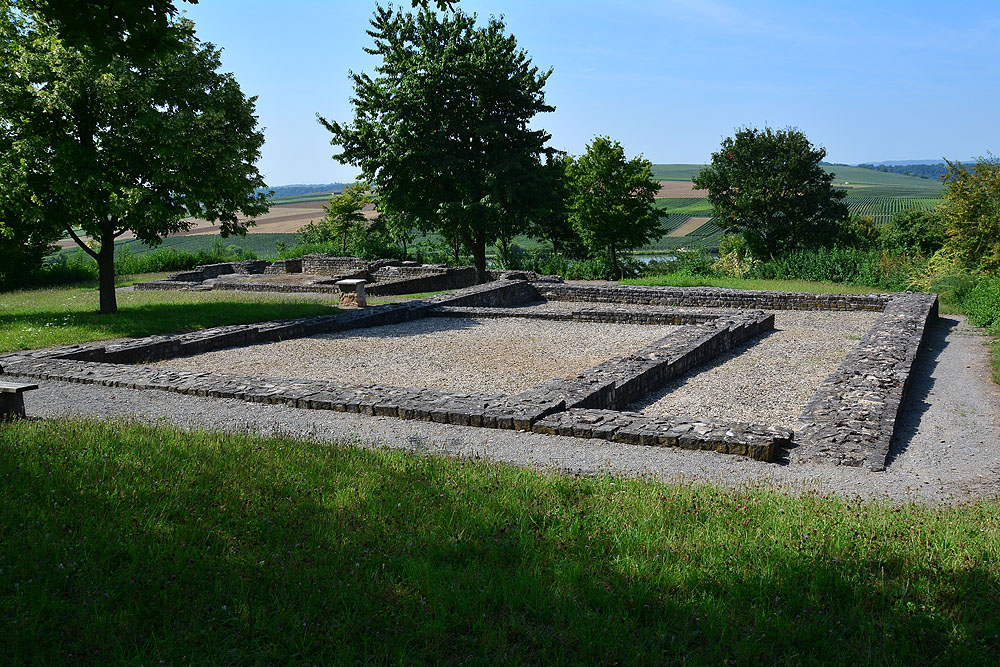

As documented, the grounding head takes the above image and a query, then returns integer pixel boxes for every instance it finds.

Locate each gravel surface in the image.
[152,317,677,395]
[630,311,880,428]
[11,315,1000,505]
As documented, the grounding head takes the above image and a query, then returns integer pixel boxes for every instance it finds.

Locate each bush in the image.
[879,209,946,256]
[962,277,1000,328]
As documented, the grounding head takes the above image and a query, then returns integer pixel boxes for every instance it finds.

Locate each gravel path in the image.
[151,317,677,395]
[630,311,880,428]
[11,315,1000,505]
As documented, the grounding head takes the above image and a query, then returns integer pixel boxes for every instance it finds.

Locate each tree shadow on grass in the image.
[3,418,996,664]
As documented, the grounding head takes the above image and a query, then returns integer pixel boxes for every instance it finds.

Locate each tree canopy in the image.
[319,4,554,282]
[15,0,199,64]
[567,136,661,276]
[693,126,848,257]
[940,156,1000,272]
[0,8,267,312]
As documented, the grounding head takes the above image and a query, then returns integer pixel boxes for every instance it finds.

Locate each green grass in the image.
[624,274,888,294]
[0,279,339,353]
[1,418,997,664]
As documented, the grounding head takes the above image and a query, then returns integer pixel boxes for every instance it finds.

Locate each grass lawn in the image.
[0,418,997,664]
[0,277,339,354]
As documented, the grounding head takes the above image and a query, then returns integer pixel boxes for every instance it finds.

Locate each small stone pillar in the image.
[336,278,367,308]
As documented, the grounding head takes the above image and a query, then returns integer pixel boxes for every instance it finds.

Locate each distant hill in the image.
[257,183,351,199]
[652,163,944,197]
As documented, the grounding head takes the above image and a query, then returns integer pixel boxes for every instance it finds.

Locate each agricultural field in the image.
[643,164,945,253]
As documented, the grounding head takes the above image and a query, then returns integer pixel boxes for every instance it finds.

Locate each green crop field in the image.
[846,196,941,224]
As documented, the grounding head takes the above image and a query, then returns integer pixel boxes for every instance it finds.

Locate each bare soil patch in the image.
[656,180,709,198]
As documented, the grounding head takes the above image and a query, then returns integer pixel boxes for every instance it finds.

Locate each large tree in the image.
[693,126,848,258]
[567,136,661,276]
[0,7,267,313]
[940,156,1000,272]
[319,5,554,283]
[17,0,199,64]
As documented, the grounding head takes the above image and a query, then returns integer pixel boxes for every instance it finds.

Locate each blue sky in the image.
[182,0,999,186]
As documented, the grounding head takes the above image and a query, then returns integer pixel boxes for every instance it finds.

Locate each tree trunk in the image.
[97,230,117,314]
[471,233,488,284]
[610,245,619,281]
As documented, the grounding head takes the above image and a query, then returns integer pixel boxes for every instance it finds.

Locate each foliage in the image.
[879,208,946,256]
[523,152,582,255]
[835,215,881,249]
[0,284,336,353]
[567,136,661,276]
[0,8,267,313]
[297,183,370,255]
[693,126,849,257]
[940,156,1000,272]
[15,0,198,64]
[3,418,1000,664]
[962,276,1000,329]
[320,5,554,283]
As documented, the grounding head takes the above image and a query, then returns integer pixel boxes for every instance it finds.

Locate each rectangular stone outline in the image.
[1,281,935,468]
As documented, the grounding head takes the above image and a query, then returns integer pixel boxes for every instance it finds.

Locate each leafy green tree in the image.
[319,5,554,283]
[0,9,267,313]
[879,208,945,256]
[940,156,1000,272]
[693,126,848,257]
[299,183,370,255]
[567,136,661,276]
[525,152,581,255]
[16,0,198,64]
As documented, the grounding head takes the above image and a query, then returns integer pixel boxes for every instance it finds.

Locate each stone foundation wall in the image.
[166,260,268,283]
[536,283,891,311]
[300,255,369,275]
[367,267,478,296]
[793,292,938,470]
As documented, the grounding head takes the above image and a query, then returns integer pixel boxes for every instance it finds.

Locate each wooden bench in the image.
[0,380,39,420]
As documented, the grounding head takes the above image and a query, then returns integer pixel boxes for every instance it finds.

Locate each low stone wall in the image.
[792,292,938,470]
[429,305,726,325]
[532,409,790,461]
[263,258,303,274]
[367,266,478,296]
[166,260,268,283]
[299,255,369,275]
[536,283,892,311]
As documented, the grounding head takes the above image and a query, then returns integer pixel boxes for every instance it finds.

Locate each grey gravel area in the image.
[630,311,880,428]
[151,317,677,395]
[13,314,1000,505]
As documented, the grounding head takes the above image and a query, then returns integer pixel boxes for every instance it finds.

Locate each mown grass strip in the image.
[0,418,997,664]
[0,281,338,353]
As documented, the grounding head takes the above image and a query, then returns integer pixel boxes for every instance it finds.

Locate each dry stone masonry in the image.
[0,274,938,469]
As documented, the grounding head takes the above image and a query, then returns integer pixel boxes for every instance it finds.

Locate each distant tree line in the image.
[854,163,954,179]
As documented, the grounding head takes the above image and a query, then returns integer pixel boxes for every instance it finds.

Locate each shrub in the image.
[879,209,946,256]
[962,277,1000,328]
